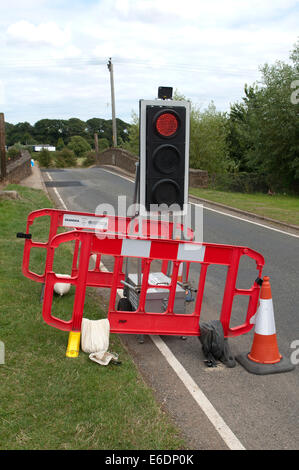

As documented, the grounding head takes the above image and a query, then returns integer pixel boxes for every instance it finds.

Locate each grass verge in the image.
[189,187,299,226]
[0,184,185,450]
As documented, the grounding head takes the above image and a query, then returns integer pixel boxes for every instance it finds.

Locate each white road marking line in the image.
[192,202,299,239]
[47,171,246,450]
[45,172,68,210]
[93,266,245,449]
[100,167,299,239]
[100,167,135,182]
[150,335,245,450]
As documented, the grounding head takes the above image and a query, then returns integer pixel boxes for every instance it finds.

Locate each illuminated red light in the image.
[156,113,178,137]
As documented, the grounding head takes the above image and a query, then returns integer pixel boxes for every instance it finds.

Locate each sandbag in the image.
[81,318,119,366]
[199,320,236,368]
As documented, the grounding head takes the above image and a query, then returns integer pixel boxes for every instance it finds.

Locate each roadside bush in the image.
[38,148,51,168]
[6,146,21,162]
[98,138,109,151]
[82,151,97,167]
[67,135,91,158]
[54,148,76,167]
[209,171,269,193]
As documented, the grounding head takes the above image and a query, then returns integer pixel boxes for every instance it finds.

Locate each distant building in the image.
[34,145,56,152]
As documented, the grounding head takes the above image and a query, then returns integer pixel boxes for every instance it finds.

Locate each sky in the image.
[0,0,298,125]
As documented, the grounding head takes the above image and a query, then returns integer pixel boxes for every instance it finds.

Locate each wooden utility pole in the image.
[107,58,117,147]
[94,133,99,160]
[0,113,7,180]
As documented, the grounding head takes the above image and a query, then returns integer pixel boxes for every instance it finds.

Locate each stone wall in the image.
[188,168,209,188]
[5,150,32,184]
[97,148,139,174]
[97,148,209,187]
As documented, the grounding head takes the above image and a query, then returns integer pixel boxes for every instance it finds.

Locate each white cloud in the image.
[0,0,298,124]
[0,80,5,105]
[49,45,82,60]
[6,20,71,47]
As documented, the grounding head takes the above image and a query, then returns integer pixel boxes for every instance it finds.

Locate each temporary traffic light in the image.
[139,99,190,214]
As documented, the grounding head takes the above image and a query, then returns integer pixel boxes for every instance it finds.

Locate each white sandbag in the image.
[54,274,71,296]
[81,318,119,366]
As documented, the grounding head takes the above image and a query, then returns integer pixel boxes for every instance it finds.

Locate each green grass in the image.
[0,185,185,450]
[189,187,299,226]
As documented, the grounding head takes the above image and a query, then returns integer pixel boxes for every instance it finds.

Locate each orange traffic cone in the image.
[236,276,294,375]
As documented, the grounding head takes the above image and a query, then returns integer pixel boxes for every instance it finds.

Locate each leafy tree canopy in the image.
[5,117,131,149]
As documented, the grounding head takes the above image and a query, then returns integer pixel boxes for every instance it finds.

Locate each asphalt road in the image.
[42,166,299,450]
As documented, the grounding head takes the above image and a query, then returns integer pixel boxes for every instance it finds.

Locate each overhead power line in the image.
[0,55,259,76]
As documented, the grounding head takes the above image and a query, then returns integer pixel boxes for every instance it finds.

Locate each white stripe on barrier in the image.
[177,243,206,262]
[253,299,276,335]
[121,239,151,258]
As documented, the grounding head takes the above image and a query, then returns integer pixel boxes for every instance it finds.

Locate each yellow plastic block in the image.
[66,331,81,358]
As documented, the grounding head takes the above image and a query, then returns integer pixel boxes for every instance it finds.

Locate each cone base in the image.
[236,352,294,375]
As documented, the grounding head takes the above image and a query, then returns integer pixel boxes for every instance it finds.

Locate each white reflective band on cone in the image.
[253,299,276,335]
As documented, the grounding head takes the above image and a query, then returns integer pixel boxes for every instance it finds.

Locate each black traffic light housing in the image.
[139,98,190,215]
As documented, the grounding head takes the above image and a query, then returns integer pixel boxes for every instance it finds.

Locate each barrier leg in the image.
[66,331,81,358]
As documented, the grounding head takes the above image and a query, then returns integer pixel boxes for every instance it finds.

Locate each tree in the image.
[98,138,109,151]
[228,41,299,192]
[38,148,51,167]
[5,121,35,145]
[65,118,86,140]
[33,119,66,145]
[166,90,231,173]
[116,118,131,144]
[121,92,231,173]
[86,118,105,135]
[5,116,131,150]
[227,85,259,172]
[122,111,139,155]
[67,135,91,158]
[56,137,65,151]
[189,102,230,174]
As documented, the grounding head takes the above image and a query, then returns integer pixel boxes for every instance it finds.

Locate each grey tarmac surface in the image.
[41,166,299,450]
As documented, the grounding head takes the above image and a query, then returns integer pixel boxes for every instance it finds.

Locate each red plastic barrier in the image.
[41,230,264,338]
[21,208,194,284]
